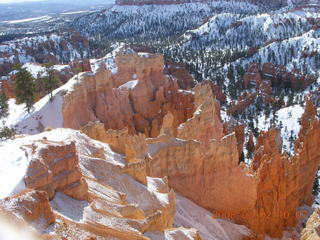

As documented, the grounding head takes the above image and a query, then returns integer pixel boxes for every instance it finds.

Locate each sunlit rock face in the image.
[2,51,320,239]
[62,53,195,138]
[0,130,183,240]
[145,93,320,238]
[78,68,320,238]
[82,87,320,239]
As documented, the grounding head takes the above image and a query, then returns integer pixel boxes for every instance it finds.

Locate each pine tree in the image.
[0,92,9,119]
[43,69,60,101]
[15,66,36,113]
[0,126,15,140]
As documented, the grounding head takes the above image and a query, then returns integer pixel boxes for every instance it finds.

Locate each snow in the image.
[0,126,127,199]
[2,72,87,135]
[0,138,29,199]
[51,64,70,72]
[137,52,151,58]
[4,90,64,135]
[277,105,304,152]
[51,192,89,222]
[60,10,92,15]
[2,16,52,24]
[174,194,251,240]
[255,104,304,154]
[118,80,139,89]
[22,62,47,78]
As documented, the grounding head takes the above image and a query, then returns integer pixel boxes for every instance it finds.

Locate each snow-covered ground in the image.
[0,33,90,76]
[255,104,304,154]
[174,194,251,240]
[1,16,52,24]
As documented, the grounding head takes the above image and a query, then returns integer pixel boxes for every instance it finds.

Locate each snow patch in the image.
[174,194,251,240]
[118,80,139,89]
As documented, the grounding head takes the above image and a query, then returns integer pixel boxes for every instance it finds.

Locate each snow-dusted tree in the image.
[43,69,60,101]
[15,66,36,113]
[0,92,9,119]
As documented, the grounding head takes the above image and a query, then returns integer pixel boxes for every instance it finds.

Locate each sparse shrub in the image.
[0,126,16,141]
[0,93,9,119]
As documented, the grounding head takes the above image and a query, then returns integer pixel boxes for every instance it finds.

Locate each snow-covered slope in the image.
[0,127,252,239]
[0,31,90,76]
[71,1,260,43]
[174,194,251,240]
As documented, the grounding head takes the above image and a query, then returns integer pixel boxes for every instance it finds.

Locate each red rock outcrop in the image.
[0,129,188,240]
[0,189,55,227]
[62,53,195,138]
[150,96,319,238]
[3,51,320,239]
[177,84,223,145]
[70,58,92,73]
[165,61,194,90]
[23,140,88,200]
[74,72,320,238]
[244,62,315,90]
[227,92,257,116]
[223,119,245,156]
[0,74,16,98]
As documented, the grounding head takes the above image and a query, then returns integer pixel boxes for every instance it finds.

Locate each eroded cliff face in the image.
[2,51,320,239]
[0,130,188,240]
[80,82,320,238]
[62,53,195,138]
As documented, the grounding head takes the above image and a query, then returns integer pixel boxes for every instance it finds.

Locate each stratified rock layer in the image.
[63,53,194,138]
[81,81,320,238]
[301,208,320,240]
[2,51,319,239]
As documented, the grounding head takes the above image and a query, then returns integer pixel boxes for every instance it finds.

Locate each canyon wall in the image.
[62,53,195,137]
[3,51,319,239]
[60,52,320,238]
[80,82,320,238]
[0,130,204,240]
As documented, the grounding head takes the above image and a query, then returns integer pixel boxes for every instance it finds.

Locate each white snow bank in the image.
[51,192,89,222]
[174,194,251,240]
[277,105,304,152]
[22,62,47,78]
[118,80,139,89]
[3,73,83,135]
[256,104,304,154]
[0,138,29,199]
[2,16,52,24]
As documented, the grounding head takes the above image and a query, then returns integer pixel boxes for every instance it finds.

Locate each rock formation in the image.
[23,140,88,200]
[0,59,91,99]
[227,61,315,116]
[177,84,224,145]
[2,51,319,239]
[0,189,55,227]
[0,129,200,240]
[79,82,320,238]
[62,52,195,137]
[244,62,315,90]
